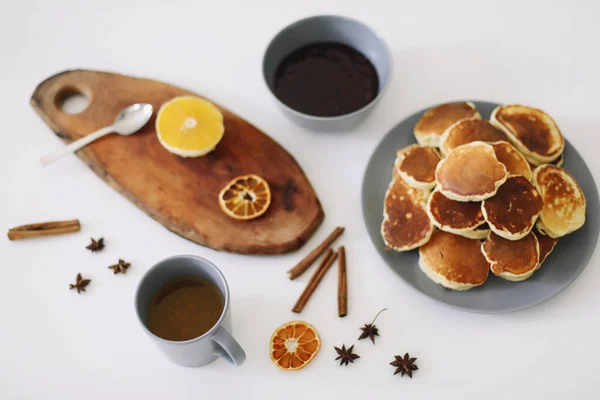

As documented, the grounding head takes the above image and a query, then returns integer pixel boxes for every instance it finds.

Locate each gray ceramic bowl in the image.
[262,15,392,132]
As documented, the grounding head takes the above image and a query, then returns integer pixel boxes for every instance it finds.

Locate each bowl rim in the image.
[262,14,393,121]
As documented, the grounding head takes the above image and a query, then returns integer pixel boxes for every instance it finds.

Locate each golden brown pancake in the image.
[491,141,532,180]
[551,153,564,167]
[533,231,559,269]
[396,145,441,190]
[482,232,540,281]
[435,141,508,201]
[528,153,563,171]
[393,149,430,201]
[381,176,434,251]
[414,102,480,147]
[532,165,586,238]
[482,176,543,240]
[490,105,564,165]
[455,222,491,240]
[470,222,491,239]
[439,118,508,156]
[426,188,485,234]
[392,149,403,180]
[418,230,490,290]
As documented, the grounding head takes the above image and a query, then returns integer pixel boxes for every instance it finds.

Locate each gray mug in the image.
[135,255,246,367]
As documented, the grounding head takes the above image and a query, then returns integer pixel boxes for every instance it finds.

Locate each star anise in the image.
[69,273,91,294]
[86,237,104,252]
[334,344,360,366]
[390,353,418,378]
[358,308,387,344]
[108,259,131,274]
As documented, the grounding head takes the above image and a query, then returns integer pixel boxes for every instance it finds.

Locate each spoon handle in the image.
[40,125,115,166]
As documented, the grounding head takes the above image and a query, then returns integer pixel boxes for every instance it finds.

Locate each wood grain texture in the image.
[31,70,324,254]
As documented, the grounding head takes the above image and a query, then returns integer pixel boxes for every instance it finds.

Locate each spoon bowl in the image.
[114,103,154,135]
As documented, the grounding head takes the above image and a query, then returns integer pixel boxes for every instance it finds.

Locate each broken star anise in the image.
[334,344,360,366]
[69,273,91,294]
[108,259,131,274]
[86,237,104,252]
[390,353,418,378]
[358,308,387,344]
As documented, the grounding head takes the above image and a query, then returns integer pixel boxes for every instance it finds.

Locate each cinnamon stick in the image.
[292,249,338,313]
[287,227,344,280]
[7,219,81,241]
[338,246,347,317]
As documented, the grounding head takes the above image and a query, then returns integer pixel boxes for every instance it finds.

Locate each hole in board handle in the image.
[54,86,90,115]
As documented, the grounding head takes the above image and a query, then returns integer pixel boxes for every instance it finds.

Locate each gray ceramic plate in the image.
[362,101,599,313]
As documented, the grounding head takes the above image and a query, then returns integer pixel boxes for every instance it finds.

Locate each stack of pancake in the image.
[382,102,586,291]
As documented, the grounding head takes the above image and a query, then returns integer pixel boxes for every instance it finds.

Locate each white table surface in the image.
[2,0,600,398]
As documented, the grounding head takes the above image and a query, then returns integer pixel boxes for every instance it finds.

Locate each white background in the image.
[1,0,599,398]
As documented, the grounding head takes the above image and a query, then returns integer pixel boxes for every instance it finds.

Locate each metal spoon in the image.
[40,103,154,166]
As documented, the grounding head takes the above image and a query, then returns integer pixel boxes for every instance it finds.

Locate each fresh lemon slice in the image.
[156,96,224,157]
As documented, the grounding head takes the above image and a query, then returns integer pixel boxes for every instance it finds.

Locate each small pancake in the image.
[392,150,402,180]
[418,230,490,290]
[533,231,559,270]
[461,222,491,240]
[396,145,441,190]
[482,175,543,240]
[491,141,532,180]
[482,232,539,281]
[532,165,586,238]
[435,141,508,201]
[426,188,485,235]
[439,118,508,157]
[381,176,434,251]
[392,148,431,201]
[414,102,481,147]
[551,153,564,167]
[528,153,564,171]
[490,105,564,165]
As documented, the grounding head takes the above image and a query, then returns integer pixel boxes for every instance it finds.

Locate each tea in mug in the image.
[146,276,224,341]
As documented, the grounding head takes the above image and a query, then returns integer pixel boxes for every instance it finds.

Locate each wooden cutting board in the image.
[31,70,324,254]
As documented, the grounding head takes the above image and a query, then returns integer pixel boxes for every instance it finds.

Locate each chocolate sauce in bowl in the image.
[274,42,379,117]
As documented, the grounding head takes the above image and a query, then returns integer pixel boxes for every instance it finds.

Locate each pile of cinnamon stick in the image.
[288,227,348,317]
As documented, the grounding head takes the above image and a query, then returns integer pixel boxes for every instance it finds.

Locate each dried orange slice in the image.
[218,174,271,220]
[156,96,224,158]
[270,321,321,371]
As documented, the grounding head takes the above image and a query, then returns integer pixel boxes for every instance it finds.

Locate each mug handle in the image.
[211,326,246,367]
